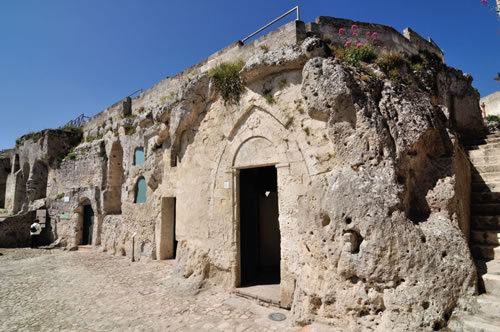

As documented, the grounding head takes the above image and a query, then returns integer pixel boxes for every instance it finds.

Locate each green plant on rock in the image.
[126,127,136,136]
[411,63,424,72]
[152,142,162,152]
[377,50,409,71]
[62,125,83,134]
[208,60,245,105]
[24,132,42,143]
[54,193,65,200]
[485,115,500,123]
[266,95,276,104]
[279,80,287,89]
[67,153,77,160]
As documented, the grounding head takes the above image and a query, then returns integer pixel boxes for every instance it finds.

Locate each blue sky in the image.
[1,0,499,150]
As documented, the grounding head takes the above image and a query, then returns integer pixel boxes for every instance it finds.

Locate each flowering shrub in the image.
[338,25,380,67]
[480,0,500,14]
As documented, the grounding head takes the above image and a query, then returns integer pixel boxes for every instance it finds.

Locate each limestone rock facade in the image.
[0,16,487,331]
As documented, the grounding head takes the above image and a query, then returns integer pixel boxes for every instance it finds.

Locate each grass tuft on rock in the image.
[209,60,245,105]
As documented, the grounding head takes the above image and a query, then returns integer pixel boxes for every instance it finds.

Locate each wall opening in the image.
[170,148,178,167]
[0,157,10,208]
[239,166,280,287]
[104,141,123,214]
[134,147,145,165]
[134,177,147,203]
[82,204,94,245]
[158,197,177,260]
[13,154,19,173]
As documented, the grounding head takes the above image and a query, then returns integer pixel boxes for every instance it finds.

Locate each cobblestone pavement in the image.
[0,248,334,332]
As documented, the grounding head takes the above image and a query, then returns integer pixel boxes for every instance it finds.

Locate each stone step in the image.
[483,273,500,297]
[471,244,500,261]
[476,260,500,276]
[469,148,500,158]
[473,164,500,174]
[472,172,500,182]
[457,313,500,332]
[471,203,500,215]
[471,192,500,204]
[469,155,500,166]
[477,294,500,318]
[465,136,500,146]
[472,181,500,192]
[471,230,500,245]
[472,216,500,230]
[467,142,500,151]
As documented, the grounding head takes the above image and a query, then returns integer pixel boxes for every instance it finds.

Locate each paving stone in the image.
[0,248,325,332]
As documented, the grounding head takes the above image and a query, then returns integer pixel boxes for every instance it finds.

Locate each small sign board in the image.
[63,196,70,203]
[36,209,47,228]
[60,214,71,220]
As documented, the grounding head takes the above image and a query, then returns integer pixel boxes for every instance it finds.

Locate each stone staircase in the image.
[456,132,500,330]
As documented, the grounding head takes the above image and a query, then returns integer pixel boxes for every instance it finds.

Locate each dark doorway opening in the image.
[82,205,94,245]
[240,166,280,286]
[159,197,177,260]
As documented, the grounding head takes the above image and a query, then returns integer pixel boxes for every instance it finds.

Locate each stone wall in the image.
[307,16,444,60]
[481,90,500,117]
[0,211,36,247]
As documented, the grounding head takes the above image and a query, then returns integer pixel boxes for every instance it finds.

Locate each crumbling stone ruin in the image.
[0,16,495,331]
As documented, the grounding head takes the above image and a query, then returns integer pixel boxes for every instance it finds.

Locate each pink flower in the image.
[352,32,357,37]
[371,32,378,40]
[338,28,346,36]
[383,46,387,50]
[365,31,371,39]
[351,24,358,32]
[344,41,353,48]
[356,43,363,50]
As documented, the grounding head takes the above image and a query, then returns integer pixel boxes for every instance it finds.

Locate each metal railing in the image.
[60,113,90,128]
[240,6,300,44]
[127,88,143,98]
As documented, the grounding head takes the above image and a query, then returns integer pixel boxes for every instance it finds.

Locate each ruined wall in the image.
[0,211,36,247]
[481,90,500,117]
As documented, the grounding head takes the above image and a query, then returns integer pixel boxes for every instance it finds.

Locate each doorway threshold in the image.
[235,284,281,307]
[77,245,92,251]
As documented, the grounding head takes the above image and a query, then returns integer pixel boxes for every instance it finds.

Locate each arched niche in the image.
[75,198,95,246]
[134,177,147,204]
[233,137,280,169]
[134,147,145,165]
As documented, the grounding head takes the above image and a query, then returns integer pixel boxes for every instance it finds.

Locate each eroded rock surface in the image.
[291,56,477,330]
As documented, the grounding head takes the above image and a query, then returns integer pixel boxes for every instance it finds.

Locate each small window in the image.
[135,177,147,203]
[134,147,145,165]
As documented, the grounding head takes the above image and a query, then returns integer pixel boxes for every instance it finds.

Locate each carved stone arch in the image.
[133,176,147,204]
[73,197,96,246]
[232,136,282,169]
[226,105,288,141]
